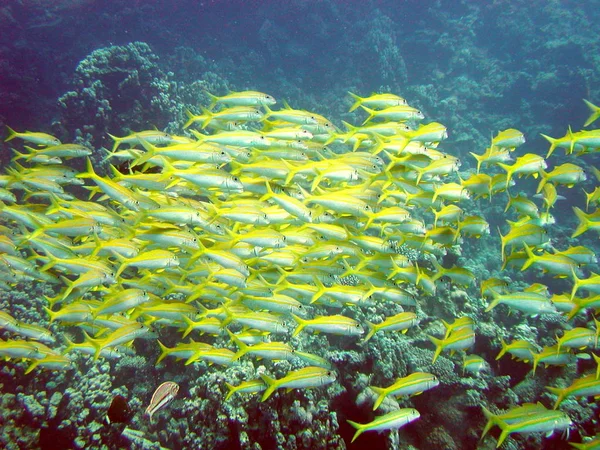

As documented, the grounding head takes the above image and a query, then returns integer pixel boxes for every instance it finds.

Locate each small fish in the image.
[5,126,61,146]
[370,372,438,410]
[480,402,548,440]
[145,381,179,421]
[493,409,572,448]
[259,366,337,401]
[491,128,525,149]
[347,408,420,443]
[224,379,267,401]
[347,91,407,112]
[429,327,475,363]
[547,374,600,409]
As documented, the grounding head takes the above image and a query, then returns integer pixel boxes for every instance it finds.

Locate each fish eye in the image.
[310,116,315,120]
[232,176,239,182]
[221,151,226,156]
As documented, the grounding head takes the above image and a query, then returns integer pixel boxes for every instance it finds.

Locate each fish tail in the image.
[497,162,513,189]
[107,133,122,152]
[546,386,564,409]
[570,266,581,301]
[360,105,376,125]
[469,151,483,173]
[536,170,548,194]
[428,335,444,363]
[520,243,536,271]
[485,291,502,313]
[82,331,103,361]
[24,360,40,375]
[183,109,197,129]
[156,340,170,365]
[495,419,512,448]
[10,148,28,162]
[259,373,278,401]
[480,406,497,440]
[206,92,219,110]
[310,276,326,304]
[42,305,58,323]
[370,386,387,410]
[133,137,156,167]
[347,91,363,112]
[291,313,307,337]
[180,315,196,339]
[259,180,274,202]
[5,125,18,142]
[228,330,248,361]
[200,106,213,129]
[583,98,600,127]
[224,382,237,401]
[495,338,508,360]
[531,353,541,375]
[346,420,365,443]
[62,334,76,355]
[540,134,558,158]
[572,206,589,238]
[584,189,594,211]
[363,322,377,342]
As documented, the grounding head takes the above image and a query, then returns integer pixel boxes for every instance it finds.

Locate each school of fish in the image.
[1,90,600,447]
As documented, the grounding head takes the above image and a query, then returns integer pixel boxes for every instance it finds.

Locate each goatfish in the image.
[547,374,600,409]
[348,92,407,112]
[228,330,295,362]
[480,402,549,440]
[347,408,420,443]
[224,379,267,401]
[521,243,579,278]
[5,126,61,146]
[84,322,154,361]
[495,339,537,362]
[485,290,557,316]
[108,130,174,152]
[206,90,276,109]
[492,410,572,448]
[291,314,364,337]
[361,105,424,125]
[491,128,525,149]
[76,158,146,212]
[259,366,337,401]
[537,163,586,193]
[463,354,489,376]
[429,327,475,363]
[572,207,600,238]
[363,312,418,342]
[556,324,599,354]
[498,153,547,188]
[370,372,439,410]
[114,249,179,278]
[145,381,179,421]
